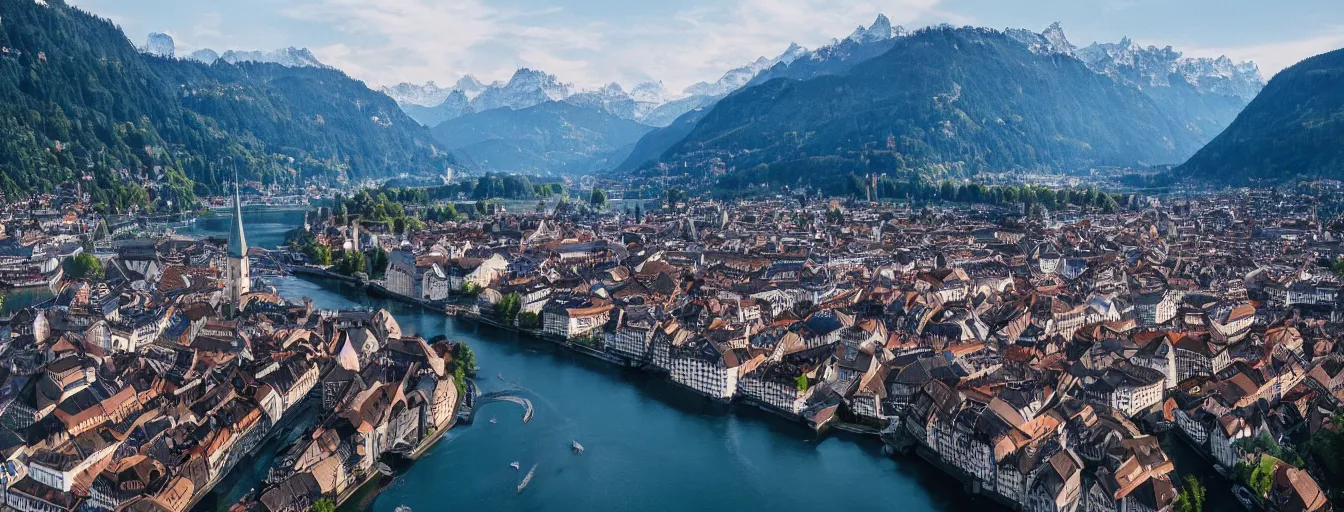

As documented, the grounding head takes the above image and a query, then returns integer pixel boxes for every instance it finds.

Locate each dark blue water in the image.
[272,276,987,512]
[180,207,307,251]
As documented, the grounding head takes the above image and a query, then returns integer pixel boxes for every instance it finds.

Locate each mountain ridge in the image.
[1176,47,1344,182]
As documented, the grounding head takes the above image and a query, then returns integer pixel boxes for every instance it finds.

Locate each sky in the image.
[71,0,1344,93]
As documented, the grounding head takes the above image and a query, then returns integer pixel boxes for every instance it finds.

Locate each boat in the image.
[395,507,412,512]
[571,440,584,454]
[510,461,520,470]
[516,464,537,493]
[489,417,497,424]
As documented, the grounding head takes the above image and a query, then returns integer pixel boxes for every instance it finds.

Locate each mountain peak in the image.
[456,75,483,90]
[1004,23,1074,56]
[777,42,809,64]
[217,47,326,68]
[846,13,900,44]
[143,32,175,58]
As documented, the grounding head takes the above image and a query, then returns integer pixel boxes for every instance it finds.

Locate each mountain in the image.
[430,102,653,175]
[639,94,720,129]
[653,26,1208,187]
[1073,36,1262,101]
[147,58,450,182]
[613,106,715,173]
[178,44,326,68]
[218,47,325,68]
[845,13,907,44]
[566,83,639,120]
[143,32,174,58]
[454,75,486,100]
[470,68,573,112]
[684,43,809,98]
[1005,24,1262,142]
[1177,48,1344,182]
[748,14,908,86]
[393,72,688,127]
[382,81,454,107]
[399,89,475,128]
[185,48,218,64]
[0,0,452,210]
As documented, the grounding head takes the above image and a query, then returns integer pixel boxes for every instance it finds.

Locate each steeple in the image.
[224,170,251,311]
[228,173,248,259]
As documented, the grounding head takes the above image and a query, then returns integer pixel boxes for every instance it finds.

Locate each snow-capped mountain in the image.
[1005,22,1075,56]
[382,81,454,108]
[382,75,488,108]
[1000,23,1262,142]
[470,68,574,112]
[684,42,809,98]
[218,48,326,68]
[398,89,475,128]
[629,81,671,105]
[845,14,906,44]
[453,75,486,100]
[1004,23,1262,101]
[185,48,218,64]
[142,32,175,58]
[177,46,325,68]
[565,83,639,120]
[1173,56,1262,101]
[749,14,910,87]
[1075,36,1263,100]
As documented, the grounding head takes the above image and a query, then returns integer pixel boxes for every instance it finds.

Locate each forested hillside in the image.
[0,0,453,212]
[651,27,1206,189]
[1177,47,1344,182]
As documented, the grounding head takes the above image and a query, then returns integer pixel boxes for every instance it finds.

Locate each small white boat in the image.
[517,464,537,493]
[510,461,520,470]
[571,440,584,454]
[395,507,412,512]
[489,418,497,424]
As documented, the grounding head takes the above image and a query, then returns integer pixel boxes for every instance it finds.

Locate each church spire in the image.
[227,170,248,259]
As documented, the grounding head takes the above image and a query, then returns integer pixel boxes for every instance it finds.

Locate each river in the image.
[178,206,308,251]
[270,276,987,512]
[215,207,1233,512]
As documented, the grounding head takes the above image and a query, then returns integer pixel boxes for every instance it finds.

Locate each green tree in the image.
[795,374,809,392]
[496,292,522,323]
[336,250,367,277]
[1174,475,1206,512]
[589,187,607,208]
[461,281,483,296]
[366,247,389,278]
[518,311,541,329]
[454,342,479,376]
[1246,456,1277,498]
[63,253,104,280]
[304,241,333,265]
[308,498,336,512]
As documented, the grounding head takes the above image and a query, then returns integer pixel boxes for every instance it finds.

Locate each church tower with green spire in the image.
[225,177,250,307]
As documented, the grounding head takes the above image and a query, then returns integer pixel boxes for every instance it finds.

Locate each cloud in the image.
[1180,28,1344,79]
[275,0,959,92]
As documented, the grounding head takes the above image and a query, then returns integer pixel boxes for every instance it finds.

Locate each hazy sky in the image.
[72,0,1344,92]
